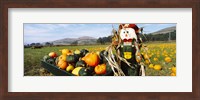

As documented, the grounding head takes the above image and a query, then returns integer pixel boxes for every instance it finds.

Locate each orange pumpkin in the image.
[58,55,67,61]
[60,49,72,55]
[48,52,57,58]
[82,52,100,67]
[57,60,68,70]
[95,64,106,75]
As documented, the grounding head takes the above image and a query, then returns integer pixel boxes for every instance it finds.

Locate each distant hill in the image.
[50,36,97,45]
[151,26,176,35]
[78,36,96,40]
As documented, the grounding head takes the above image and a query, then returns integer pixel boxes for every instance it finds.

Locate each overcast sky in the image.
[24,23,176,44]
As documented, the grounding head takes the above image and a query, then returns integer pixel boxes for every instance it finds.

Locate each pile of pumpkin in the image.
[43,49,113,76]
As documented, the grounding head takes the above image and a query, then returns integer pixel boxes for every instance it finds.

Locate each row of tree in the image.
[141,31,176,42]
[96,36,112,44]
[24,42,54,48]
[96,31,176,44]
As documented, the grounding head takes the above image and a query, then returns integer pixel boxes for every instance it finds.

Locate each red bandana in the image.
[123,39,132,42]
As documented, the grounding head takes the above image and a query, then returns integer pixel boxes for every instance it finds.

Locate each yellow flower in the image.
[154,64,162,71]
[171,73,176,76]
[145,60,150,65]
[165,57,172,63]
[149,64,154,68]
[153,57,158,61]
[172,66,176,73]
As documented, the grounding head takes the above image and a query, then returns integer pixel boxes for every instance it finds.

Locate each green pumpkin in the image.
[66,55,78,63]
[74,49,81,59]
[55,56,59,65]
[78,67,92,76]
[80,49,89,57]
[106,62,113,74]
[46,58,55,65]
[87,66,95,74]
[99,50,108,63]
[74,54,81,61]
[75,60,87,67]
[43,55,50,62]
[100,50,108,57]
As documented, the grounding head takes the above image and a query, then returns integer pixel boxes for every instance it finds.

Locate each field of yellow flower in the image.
[140,42,176,76]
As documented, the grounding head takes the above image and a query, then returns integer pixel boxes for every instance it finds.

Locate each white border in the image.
[8,8,192,92]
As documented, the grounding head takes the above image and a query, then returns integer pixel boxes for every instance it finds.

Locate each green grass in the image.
[24,42,176,76]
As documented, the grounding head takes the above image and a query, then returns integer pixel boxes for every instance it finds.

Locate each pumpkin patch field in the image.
[24,42,176,76]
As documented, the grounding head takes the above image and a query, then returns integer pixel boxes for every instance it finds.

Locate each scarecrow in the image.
[105,24,145,76]
[116,24,143,76]
[108,24,143,76]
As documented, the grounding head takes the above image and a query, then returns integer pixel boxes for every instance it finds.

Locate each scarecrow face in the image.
[120,28,137,40]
